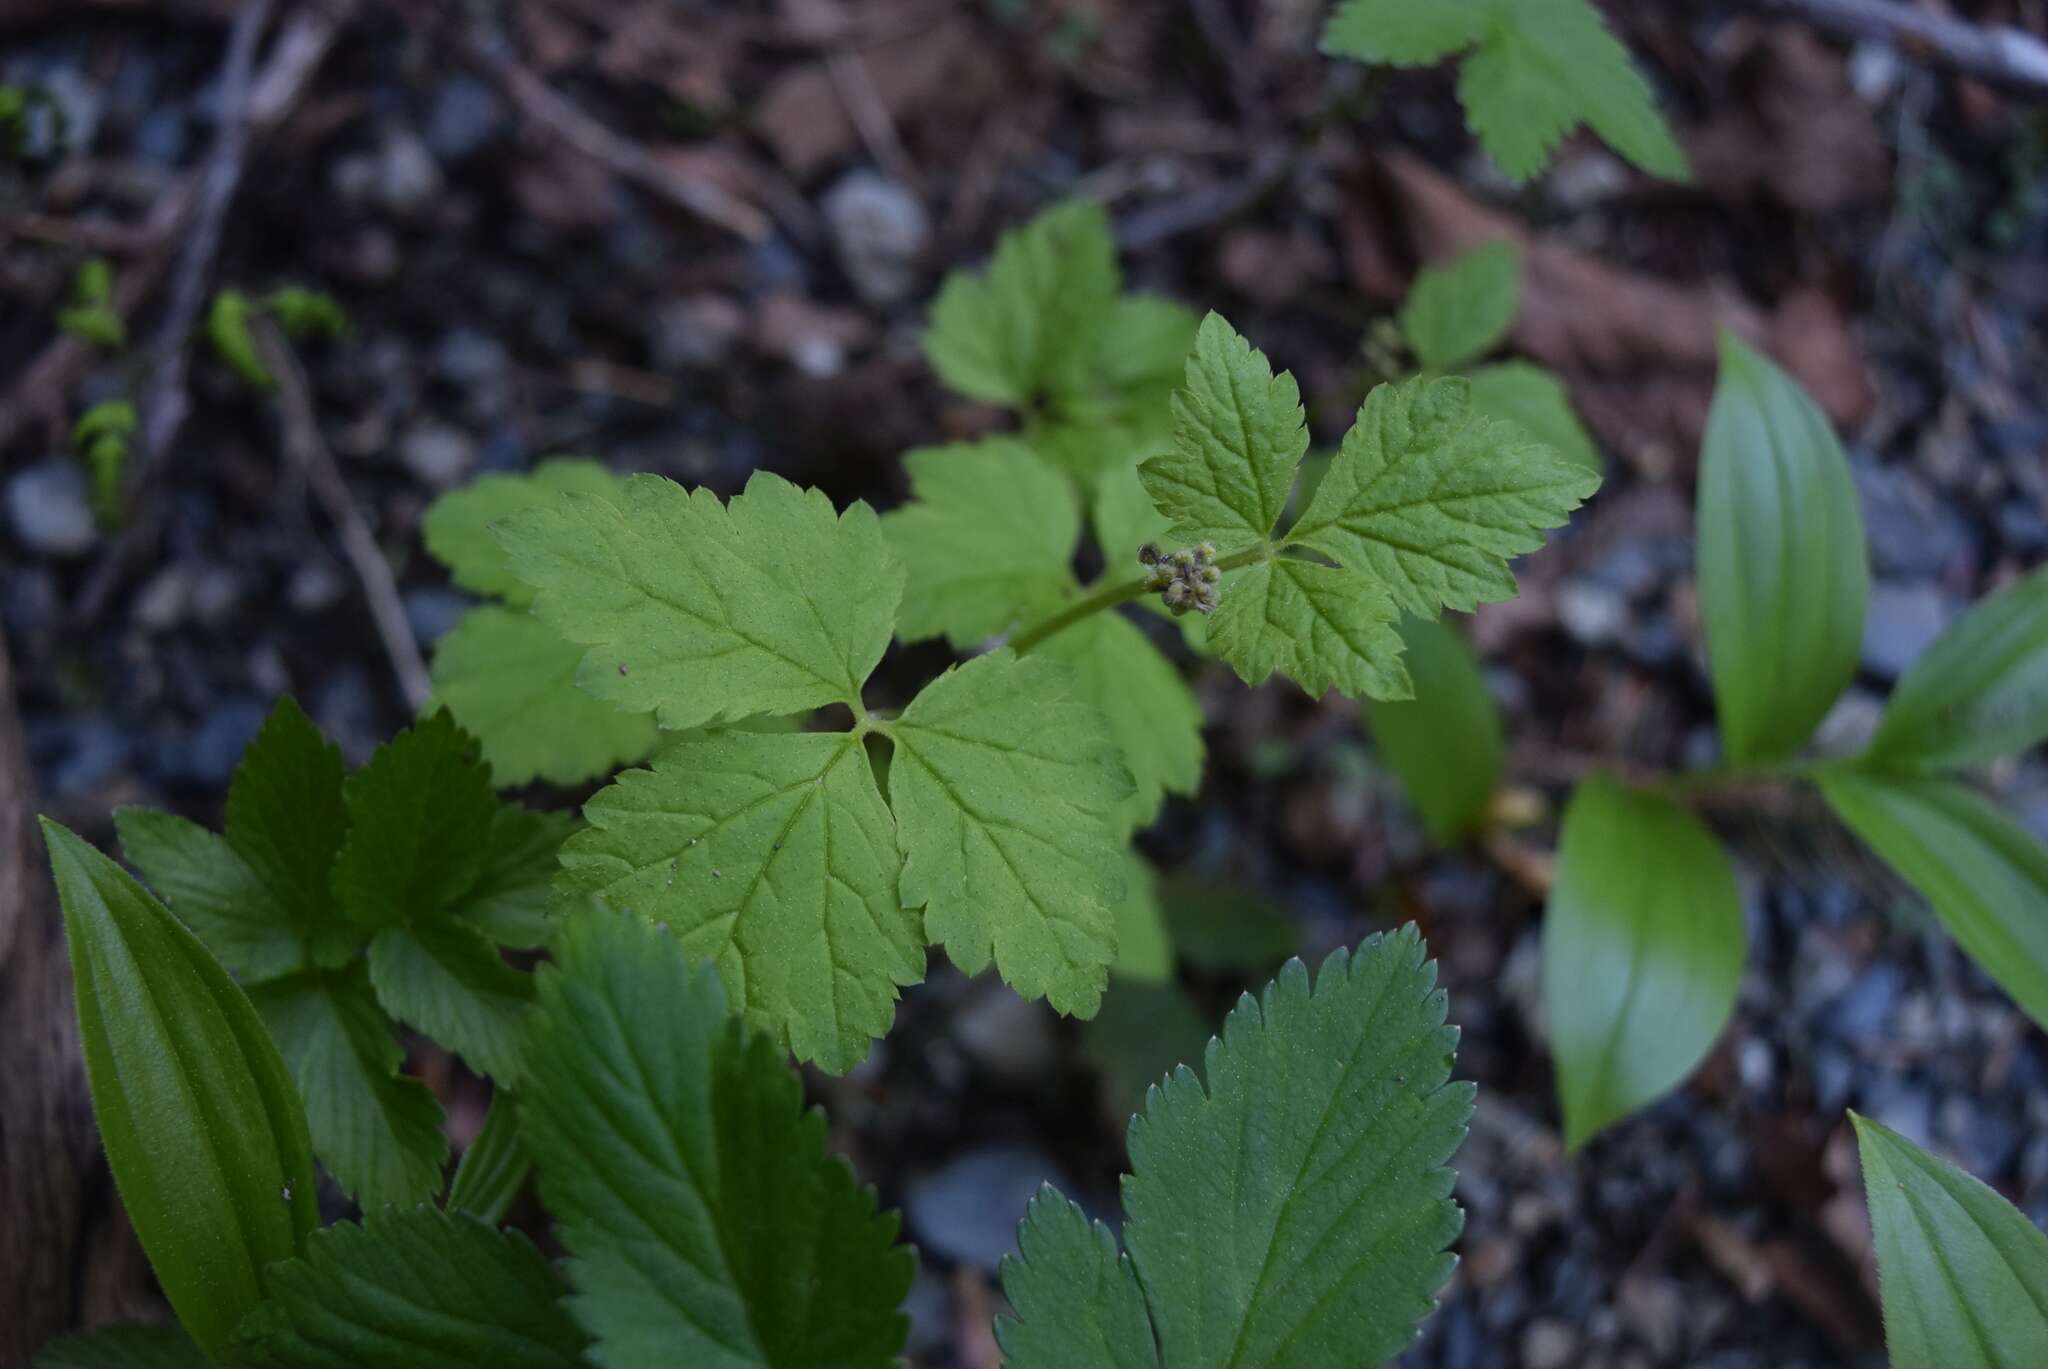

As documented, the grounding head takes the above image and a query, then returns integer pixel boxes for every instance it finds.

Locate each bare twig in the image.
[1114,144,1293,250]
[1756,0,2048,97]
[448,21,772,242]
[251,318,432,711]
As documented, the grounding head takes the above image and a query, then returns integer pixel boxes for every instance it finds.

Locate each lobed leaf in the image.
[1109,849,1173,984]
[367,919,533,1084]
[1206,557,1408,702]
[422,457,627,606]
[497,472,901,730]
[1542,777,1745,1147]
[1320,0,1487,64]
[888,651,1134,1018]
[331,710,499,934]
[520,907,914,1367]
[1462,360,1602,473]
[1864,565,2048,772]
[998,1191,1160,1369]
[555,729,921,1073]
[461,805,575,950]
[1035,611,1204,830]
[1399,242,1520,372]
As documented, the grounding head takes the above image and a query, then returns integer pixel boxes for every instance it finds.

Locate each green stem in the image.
[1007,541,1273,654]
[1650,757,1823,800]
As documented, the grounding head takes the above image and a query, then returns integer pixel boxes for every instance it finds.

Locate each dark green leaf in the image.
[996,1190,1159,1368]
[1697,333,1867,764]
[1821,769,2048,1033]
[1366,614,1503,842]
[41,819,317,1361]
[331,710,499,934]
[446,1090,530,1226]
[1852,1113,2048,1368]
[1399,243,1518,372]
[1542,777,1745,1147]
[1080,979,1214,1120]
[520,907,914,1366]
[34,1325,207,1369]
[460,805,573,950]
[1156,876,1299,973]
[228,1206,586,1369]
[367,919,532,1083]
[1463,361,1601,473]
[1865,566,2048,772]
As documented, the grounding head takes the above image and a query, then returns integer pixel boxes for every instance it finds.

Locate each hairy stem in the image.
[1007,541,1271,653]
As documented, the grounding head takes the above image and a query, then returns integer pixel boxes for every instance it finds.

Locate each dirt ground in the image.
[5,2,2048,1365]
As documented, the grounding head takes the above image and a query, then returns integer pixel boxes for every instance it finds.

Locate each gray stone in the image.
[952,984,1057,1081]
[404,587,470,646]
[398,421,478,489]
[424,75,503,163]
[650,294,746,372]
[6,459,98,558]
[288,562,346,614]
[1861,581,1955,679]
[905,1145,1072,1272]
[132,564,195,633]
[1521,1317,1582,1369]
[1555,578,1629,648]
[1855,461,1970,578]
[822,171,929,305]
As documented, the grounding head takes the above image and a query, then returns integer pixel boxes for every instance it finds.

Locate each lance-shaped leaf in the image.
[228,1206,587,1369]
[1399,242,1519,372]
[1208,556,1410,701]
[924,198,1118,408]
[430,605,658,786]
[1036,611,1204,830]
[34,1325,207,1369]
[555,729,922,1072]
[1698,333,1868,764]
[1864,566,2048,772]
[1542,777,1745,1147]
[1367,614,1504,843]
[1140,312,1307,551]
[521,907,915,1366]
[1291,373,1599,617]
[497,472,901,730]
[882,439,1079,648]
[1852,1114,2048,1368]
[248,967,448,1210]
[888,651,1134,1018]
[115,697,357,981]
[1821,769,2048,1033]
[422,457,626,606]
[41,820,318,1362]
[1002,928,1471,1367]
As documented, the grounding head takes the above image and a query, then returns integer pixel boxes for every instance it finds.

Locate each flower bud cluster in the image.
[1139,541,1221,616]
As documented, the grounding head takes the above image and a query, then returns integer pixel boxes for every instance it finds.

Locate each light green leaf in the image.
[498,472,901,730]
[1851,1113,2048,1369]
[1366,614,1503,842]
[1320,0,1487,64]
[924,199,1119,409]
[1140,313,1307,550]
[1035,610,1204,829]
[1698,333,1868,764]
[207,289,272,390]
[883,439,1078,648]
[521,907,914,1367]
[1093,457,1175,568]
[429,606,658,786]
[1111,930,1469,1365]
[446,1090,530,1226]
[41,819,318,1362]
[367,919,533,1082]
[228,1206,587,1369]
[1463,360,1602,473]
[888,651,1134,1018]
[1095,296,1201,421]
[116,697,358,981]
[421,458,626,606]
[1821,769,2048,1034]
[34,1326,206,1369]
[1865,566,2048,772]
[555,729,921,1073]
[1399,242,1520,371]
[1110,849,1172,983]
[459,805,573,950]
[331,710,499,934]
[251,966,445,1210]
[1291,373,1600,617]
[1207,556,1409,701]
[997,1190,1160,1369]
[1542,776,1744,1147]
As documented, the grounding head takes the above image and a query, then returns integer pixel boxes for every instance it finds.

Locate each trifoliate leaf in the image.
[367,919,532,1083]
[429,605,658,786]
[34,1325,207,1369]
[883,439,1078,648]
[924,199,1118,408]
[1110,849,1172,983]
[1207,556,1409,701]
[41,820,318,1361]
[521,907,914,1367]
[1140,314,1307,550]
[116,698,357,981]
[1290,373,1599,616]
[1864,565,2048,772]
[249,967,448,1209]
[1319,0,1485,63]
[1463,360,1602,473]
[1851,1113,2048,1369]
[1037,610,1204,829]
[421,458,626,606]
[1005,930,1471,1367]
[228,1206,587,1369]
[888,651,1134,1018]
[331,710,499,934]
[1399,242,1520,372]
[461,805,574,950]
[498,472,901,730]
[997,1190,1160,1369]
[555,729,921,1073]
